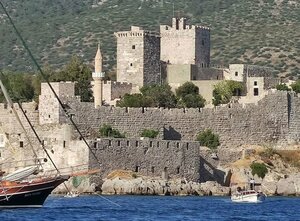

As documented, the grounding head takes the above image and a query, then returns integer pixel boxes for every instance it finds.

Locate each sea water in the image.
[0,195,299,221]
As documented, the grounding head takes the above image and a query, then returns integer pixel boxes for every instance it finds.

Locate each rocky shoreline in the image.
[99,173,300,197]
[101,177,230,196]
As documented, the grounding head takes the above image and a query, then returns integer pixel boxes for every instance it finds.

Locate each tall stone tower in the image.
[92,44,105,108]
[115,26,161,88]
[160,18,210,67]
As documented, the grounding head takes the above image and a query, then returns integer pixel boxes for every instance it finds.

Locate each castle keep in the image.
[160,17,210,67]
[115,26,161,89]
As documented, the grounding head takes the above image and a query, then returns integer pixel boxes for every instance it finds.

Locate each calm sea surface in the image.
[0,195,300,221]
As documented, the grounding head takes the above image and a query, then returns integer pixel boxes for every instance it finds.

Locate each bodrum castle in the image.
[93,17,277,107]
[1,18,299,193]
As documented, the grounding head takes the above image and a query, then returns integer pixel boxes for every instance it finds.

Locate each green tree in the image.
[212,80,244,106]
[0,72,35,102]
[176,82,199,98]
[291,80,300,93]
[276,83,290,91]
[140,129,159,138]
[99,124,125,138]
[250,162,268,179]
[49,56,93,102]
[117,93,155,107]
[196,129,220,150]
[140,84,177,108]
[176,82,206,108]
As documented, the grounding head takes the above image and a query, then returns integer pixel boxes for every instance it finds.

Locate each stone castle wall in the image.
[66,90,293,148]
[39,82,77,124]
[143,34,161,85]
[103,81,132,103]
[89,138,243,184]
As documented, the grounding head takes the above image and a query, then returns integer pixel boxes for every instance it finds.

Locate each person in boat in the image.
[250,178,255,190]
[236,186,242,193]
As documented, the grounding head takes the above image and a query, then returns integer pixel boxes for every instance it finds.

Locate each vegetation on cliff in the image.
[250,162,268,179]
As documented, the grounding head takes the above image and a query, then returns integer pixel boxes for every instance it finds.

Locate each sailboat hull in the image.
[0,175,69,208]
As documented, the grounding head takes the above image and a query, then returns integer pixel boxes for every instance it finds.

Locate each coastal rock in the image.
[261,181,277,195]
[276,173,300,196]
[276,177,296,196]
[101,177,229,196]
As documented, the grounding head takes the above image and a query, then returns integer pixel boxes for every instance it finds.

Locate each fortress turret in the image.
[115,26,161,89]
[92,44,105,108]
[160,17,210,67]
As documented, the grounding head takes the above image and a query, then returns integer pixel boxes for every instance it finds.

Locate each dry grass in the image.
[276,150,300,168]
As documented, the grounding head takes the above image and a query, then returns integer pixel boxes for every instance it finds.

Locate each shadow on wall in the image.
[163,126,181,140]
[199,156,230,186]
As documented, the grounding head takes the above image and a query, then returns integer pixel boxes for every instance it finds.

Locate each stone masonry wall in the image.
[89,139,201,182]
[115,27,160,88]
[89,138,244,184]
[143,34,161,85]
[67,90,291,148]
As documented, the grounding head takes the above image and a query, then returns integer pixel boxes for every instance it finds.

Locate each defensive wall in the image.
[89,138,243,184]
[65,90,294,148]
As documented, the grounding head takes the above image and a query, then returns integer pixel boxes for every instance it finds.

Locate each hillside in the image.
[0,0,299,78]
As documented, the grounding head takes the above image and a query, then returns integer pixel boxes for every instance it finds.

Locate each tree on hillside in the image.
[176,82,206,108]
[212,80,244,106]
[49,56,93,102]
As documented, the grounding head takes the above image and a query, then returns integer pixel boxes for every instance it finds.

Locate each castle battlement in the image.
[115,26,160,38]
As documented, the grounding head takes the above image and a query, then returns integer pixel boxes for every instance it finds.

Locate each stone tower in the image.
[160,18,210,67]
[92,44,105,108]
[115,26,161,88]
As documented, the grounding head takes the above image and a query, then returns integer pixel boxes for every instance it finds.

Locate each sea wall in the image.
[89,138,243,186]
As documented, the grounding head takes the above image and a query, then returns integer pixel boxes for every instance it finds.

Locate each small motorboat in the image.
[231,189,266,203]
[231,179,266,203]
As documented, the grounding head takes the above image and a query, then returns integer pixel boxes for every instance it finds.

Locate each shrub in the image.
[196,129,220,150]
[140,129,159,138]
[212,80,244,106]
[276,83,290,91]
[250,162,268,179]
[99,124,125,138]
[291,80,300,93]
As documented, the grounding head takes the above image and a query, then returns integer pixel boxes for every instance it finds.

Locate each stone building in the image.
[115,26,161,89]
[160,17,210,67]
[39,81,78,125]
[224,64,280,103]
